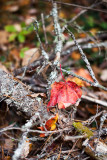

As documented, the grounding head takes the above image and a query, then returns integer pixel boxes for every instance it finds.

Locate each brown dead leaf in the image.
[59,11,67,19]
[100,69,107,81]
[25,16,37,25]
[46,23,54,32]
[28,93,46,98]
[19,0,30,6]
[90,28,98,36]
[79,33,86,38]
[4,139,14,152]
[66,68,94,87]
[92,47,99,52]
[0,63,8,73]
[75,68,94,86]
[4,156,11,160]
[71,51,81,60]
[0,31,9,44]
[66,77,84,87]
[3,5,19,12]
[9,48,20,68]
[86,105,99,115]
[22,48,40,66]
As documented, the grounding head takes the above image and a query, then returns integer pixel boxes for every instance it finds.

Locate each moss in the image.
[73,122,93,138]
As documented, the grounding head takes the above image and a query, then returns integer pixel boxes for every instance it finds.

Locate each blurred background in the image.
[0,0,107,70]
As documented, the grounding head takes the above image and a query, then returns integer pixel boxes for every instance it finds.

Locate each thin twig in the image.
[65,28,98,84]
[64,135,86,141]
[58,66,107,91]
[0,126,70,134]
[41,13,48,45]
[44,0,107,13]
[82,95,107,107]
[32,19,49,61]
[48,2,63,86]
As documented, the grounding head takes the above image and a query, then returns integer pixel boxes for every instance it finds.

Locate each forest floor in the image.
[0,1,107,160]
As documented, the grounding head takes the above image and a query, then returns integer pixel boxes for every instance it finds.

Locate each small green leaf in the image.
[5,25,17,33]
[8,33,17,42]
[20,30,30,35]
[0,56,6,62]
[19,47,29,58]
[21,22,26,28]
[17,34,25,43]
[36,41,40,47]
[20,51,25,58]
[21,47,29,52]
[27,25,34,32]
[100,22,107,30]
[87,17,94,28]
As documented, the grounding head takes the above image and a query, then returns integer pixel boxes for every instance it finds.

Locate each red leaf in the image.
[38,126,45,137]
[45,113,58,131]
[38,114,58,137]
[47,81,82,109]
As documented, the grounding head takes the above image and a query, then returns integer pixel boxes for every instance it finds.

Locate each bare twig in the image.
[44,0,107,13]
[62,41,107,56]
[0,126,70,134]
[64,135,86,141]
[58,67,107,91]
[48,2,63,86]
[41,13,48,44]
[82,95,107,107]
[32,19,49,61]
[84,111,104,125]
[99,112,107,137]
[62,0,100,31]
[12,112,41,160]
[66,28,98,84]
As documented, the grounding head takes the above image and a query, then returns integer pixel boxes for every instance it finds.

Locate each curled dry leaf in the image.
[47,81,82,109]
[0,31,9,44]
[66,68,94,87]
[39,114,58,137]
[28,93,46,98]
[67,77,84,87]
[22,48,40,66]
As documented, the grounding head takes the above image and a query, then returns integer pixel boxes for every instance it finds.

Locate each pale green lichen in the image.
[73,122,93,138]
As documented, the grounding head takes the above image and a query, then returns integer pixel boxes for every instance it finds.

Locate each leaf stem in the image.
[60,64,66,82]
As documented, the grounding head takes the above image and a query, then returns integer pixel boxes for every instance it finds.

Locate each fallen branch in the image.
[83,138,107,160]
[0,69,39,117]
[12,112,41,160]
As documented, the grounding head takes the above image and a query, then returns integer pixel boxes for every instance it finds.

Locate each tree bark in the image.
[0,69,39,117]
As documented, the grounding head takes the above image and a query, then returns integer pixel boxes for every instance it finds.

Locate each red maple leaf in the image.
[47,81,82,109]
